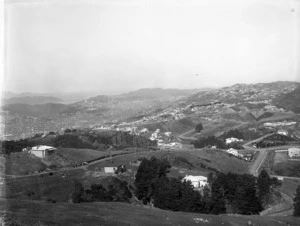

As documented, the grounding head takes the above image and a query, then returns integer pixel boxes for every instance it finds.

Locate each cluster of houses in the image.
[263,121,296,128]
[225,137,243,144]
[224,148,252,161]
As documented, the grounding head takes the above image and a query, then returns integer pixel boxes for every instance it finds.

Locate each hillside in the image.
[1,199,299,226]
[4,96,63,105]
[273,84,300,113]
[2,103,79,116]
[182,81,299,106]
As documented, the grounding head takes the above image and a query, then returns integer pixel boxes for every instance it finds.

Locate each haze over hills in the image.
[3,96,63,105]
[122,88,212,99]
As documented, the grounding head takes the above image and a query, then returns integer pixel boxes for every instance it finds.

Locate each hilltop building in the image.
[27,145,56,158]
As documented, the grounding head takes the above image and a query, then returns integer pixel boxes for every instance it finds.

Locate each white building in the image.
[182,175,208,188]
[104,167,117,173]
[288,148,300,158]
[277,129,288,136]
[29,145,56,158]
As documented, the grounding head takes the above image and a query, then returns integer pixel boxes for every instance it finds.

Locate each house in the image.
[104,167,117,173]
[288,148,300,158]
[182,175,208,188]
[277,129,288,136]
[29,145,56,158]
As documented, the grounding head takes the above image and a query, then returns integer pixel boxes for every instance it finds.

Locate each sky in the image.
[3,0,300,94]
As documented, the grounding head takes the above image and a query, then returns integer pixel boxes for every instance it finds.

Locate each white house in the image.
[104,167,117,173]
[182,175,208,188]
[288,148,300,158]
[29,145,56,158]
[277,129,288,136]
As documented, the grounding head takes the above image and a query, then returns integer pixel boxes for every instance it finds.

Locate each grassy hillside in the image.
[5,152,47,175]
[1,199,300,226]
[87,149,250,175]
[3,103,78,116]
[4,169,85,200]
[273,85,300,113]
[142,117,196,134]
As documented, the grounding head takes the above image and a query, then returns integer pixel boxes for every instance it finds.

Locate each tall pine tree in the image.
[293,185,300,216]
[257,168,271,201]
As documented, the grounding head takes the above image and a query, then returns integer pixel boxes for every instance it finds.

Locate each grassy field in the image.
[273,161,300,177]
[1,198,300,226]
[274,152,289,164]
[195,120,241,137]
[87,149,250,175]
[280,178,300,197]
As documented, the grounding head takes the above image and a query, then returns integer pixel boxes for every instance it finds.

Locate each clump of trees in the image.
[193,136,226,149]
[134,157,265,215]
[195,123,203,133]
[134,157,205,212]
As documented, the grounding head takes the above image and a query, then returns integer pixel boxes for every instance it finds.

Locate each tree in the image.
[294,185,300,216]
[134,157,171,204]
[257,169,271,201]
[195,123,203,133]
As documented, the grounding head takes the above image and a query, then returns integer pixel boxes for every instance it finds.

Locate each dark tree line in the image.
[1,139,33,154]
[220,129,244,140]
